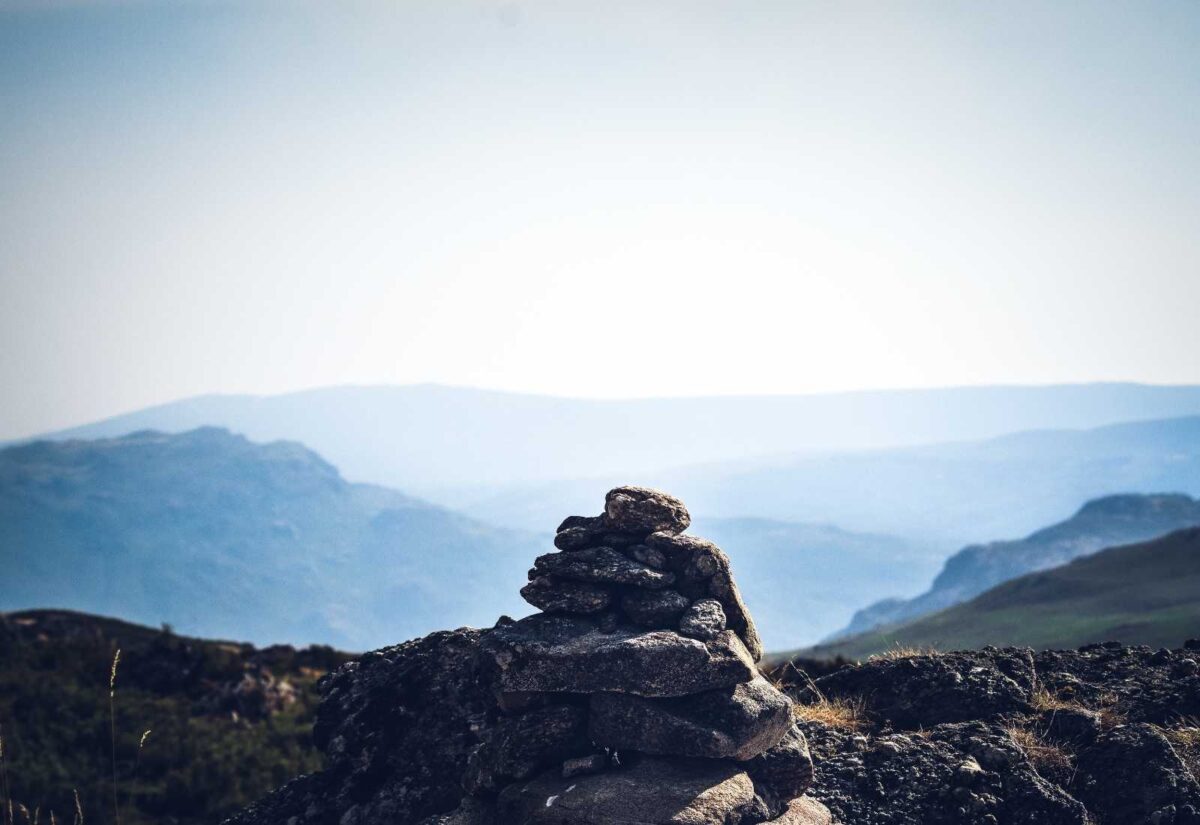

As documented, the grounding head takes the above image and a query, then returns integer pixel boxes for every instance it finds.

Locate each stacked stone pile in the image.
[439,486,831,825]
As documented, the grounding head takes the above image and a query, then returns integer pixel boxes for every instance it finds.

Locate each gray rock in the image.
[602,486,691,535]
[482,614,757,697]
[463,704,590,792]
[745,726,815,816]
[531,547,676,590]
[680,598,727,640]
[770,797,832,825]
[520,577,612,614]
[629,544,667,569]
[1074,723,1200,823]
[496,757,760,825]
[590,676,794,760]
[556,514,601,533]
[621,588,690,628]
[553,517,605,551]
[561,754,608,779]
[647,532,763,661]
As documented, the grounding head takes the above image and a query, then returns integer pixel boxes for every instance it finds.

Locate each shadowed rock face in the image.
[589,677,794,760]
[481,614,757,697]
[225,487,825,825]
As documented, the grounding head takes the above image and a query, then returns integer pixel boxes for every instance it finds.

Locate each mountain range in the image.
[802,526,1200,660]
[0,428,541,650]
[831,492,1200,639]
[25,383,1200,548]
[0,428,939,648]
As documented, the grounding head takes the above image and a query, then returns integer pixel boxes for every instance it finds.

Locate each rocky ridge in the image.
[777,642,1200,824]
[226,487,829,825]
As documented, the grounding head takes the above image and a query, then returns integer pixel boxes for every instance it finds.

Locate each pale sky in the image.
[2,0,1199,438]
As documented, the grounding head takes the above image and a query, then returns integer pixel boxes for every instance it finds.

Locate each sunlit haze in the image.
[3,0,1199,438]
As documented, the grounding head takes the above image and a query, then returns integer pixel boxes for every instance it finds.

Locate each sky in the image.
[2,0,1199,439]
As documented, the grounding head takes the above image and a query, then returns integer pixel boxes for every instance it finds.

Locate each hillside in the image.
[802,526,1200,660]
[0,609,353,825]
[0,428,541,649]
[831,492,1200,639]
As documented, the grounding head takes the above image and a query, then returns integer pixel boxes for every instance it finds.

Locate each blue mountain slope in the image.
[0,428,542,650]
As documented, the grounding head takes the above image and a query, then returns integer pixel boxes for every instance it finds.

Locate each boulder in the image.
[809,648,1036,729]
[603,486,691,535]
[496,757,763,825]
[590,677,794,760]
[1074,723,1200,823]
[463,704,591,792]
[680,598,727,641]
[531,547,676,590]
[770,797,832,825]
[520,577,612,614]
[482,614,756,697]
[621,588,690,628]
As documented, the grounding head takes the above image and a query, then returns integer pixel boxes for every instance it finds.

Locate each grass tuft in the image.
[868,643,938,662]
[1007,724,1074,775]
[1030,687,1078,713]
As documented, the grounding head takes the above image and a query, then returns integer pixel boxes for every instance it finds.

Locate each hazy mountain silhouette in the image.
[803,526,1200,660]
[0,428,542,649]
[31,383,1200,496]
[0,428,933,649]
[829,492,1200,640]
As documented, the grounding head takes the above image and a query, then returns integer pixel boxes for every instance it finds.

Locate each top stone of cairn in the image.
[603,485,691,535]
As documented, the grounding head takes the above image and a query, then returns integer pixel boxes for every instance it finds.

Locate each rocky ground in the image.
[776,643,1200,824]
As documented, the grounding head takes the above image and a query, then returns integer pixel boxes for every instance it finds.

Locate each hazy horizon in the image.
[4,0,1200,437]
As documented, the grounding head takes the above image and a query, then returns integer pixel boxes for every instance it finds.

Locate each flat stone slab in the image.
[590,676,794,760]
[531,547,676,589]
[497,757,756,825]
[482,614,756,697]
[521,576,612,614]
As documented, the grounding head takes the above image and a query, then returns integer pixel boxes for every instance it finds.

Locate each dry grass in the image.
[867,643,938,662]
[1164,721,1200,778]
[1030,687,1078,713]
[771,659,867,732]
[1006,724,1074,775]
[792,696,866,731]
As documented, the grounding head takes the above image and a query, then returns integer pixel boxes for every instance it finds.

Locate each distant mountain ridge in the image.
[830,493,1200,640]
[0,427,542,649]
[27,382,1200,495]
[0,427,933,650]
[451,415,1200,549]
[803,526,1200,659]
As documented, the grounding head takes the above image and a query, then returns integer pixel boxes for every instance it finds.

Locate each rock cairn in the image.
[442,486,830,825]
